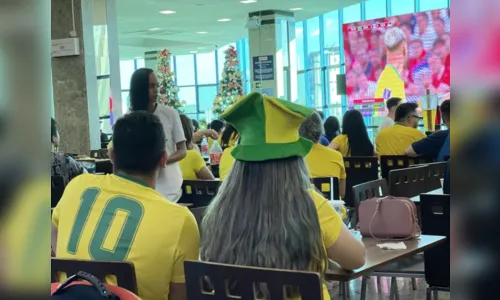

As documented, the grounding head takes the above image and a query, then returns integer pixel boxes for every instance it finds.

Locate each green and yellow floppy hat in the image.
[220,92,314,162]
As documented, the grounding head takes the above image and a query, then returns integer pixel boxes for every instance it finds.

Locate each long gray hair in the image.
[201,156,328,277]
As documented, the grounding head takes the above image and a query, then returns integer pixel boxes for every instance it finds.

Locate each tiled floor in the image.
[327,277,450,300]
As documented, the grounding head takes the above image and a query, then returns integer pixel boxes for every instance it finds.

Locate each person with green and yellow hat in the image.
[200,92,366,299]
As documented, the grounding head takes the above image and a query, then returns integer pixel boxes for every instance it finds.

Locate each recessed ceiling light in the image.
[148,27,161,31]
[290,7,303,11]
[190,51,198,54]
[197,31,208,34]
[160,10,176,15]
[240,0,257,3]
[218,18,231,22]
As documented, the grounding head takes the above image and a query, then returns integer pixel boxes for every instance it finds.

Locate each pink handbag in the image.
[357,196,421,239]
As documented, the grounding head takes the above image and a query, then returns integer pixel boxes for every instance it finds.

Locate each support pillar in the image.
[248,10,297,101]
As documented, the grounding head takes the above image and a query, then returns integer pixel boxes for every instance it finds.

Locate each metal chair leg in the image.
[377,276,381,286]
[412,278,417,290]
[339,281,343,295]
[426,286,432,300]
[390,277,400,300]
[433,290,438,300]
[360,276,367,300]
[341,282,348,300]
[344,282,350,298]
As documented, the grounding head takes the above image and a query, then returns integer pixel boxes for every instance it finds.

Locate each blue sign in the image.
[253,55,275,81]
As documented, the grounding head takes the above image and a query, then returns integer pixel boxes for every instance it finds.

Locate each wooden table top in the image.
[410,188,443,203]
[325,234,446,281]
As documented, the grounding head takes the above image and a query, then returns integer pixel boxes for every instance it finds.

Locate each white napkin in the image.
[376,242,407,250]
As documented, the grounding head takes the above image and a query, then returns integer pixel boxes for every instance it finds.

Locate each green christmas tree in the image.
[157,49,184,112]
[213,46,244,115]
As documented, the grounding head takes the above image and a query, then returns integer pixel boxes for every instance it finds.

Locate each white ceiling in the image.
[116,0,364,59]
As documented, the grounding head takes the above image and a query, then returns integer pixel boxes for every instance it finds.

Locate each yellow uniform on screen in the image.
[52,174,199,300]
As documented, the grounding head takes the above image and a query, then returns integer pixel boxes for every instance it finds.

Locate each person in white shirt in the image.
[378,97,402,131]
[128,68,187,202]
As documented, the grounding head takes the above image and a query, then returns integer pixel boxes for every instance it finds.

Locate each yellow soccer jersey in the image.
[374,64,406,101]
[375,124,426,157]
[52,174,200,300]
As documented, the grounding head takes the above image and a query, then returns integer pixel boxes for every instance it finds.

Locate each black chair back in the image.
[189,206,208,230]
[425,161,447,180]
[180,180,222,207]
[388,165,429,198]
[420,194,450,288]
[380,155,435,179]
[352,178,389,209]
[184,260,322,299]
[51,176,65,208]
[51,258,138,294]
[90,149,109,159]
[95,160,113,174]
[311,177,339,200]
[343,157,378,208]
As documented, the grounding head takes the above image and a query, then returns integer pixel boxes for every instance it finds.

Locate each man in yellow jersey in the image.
[376,103,426,156]
[52,112,199,300]
[374,27,408,101]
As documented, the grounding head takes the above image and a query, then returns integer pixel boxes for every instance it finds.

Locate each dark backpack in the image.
[51,271,139,300]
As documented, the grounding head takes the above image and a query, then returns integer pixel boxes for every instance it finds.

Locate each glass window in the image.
[198,85,217,114]
[420,0,449,11]
[296,72,306,106]
[328,67,341,105]
[97,78,110,117]
[328,106,343,119]
[295,22,305,70]
[93,25,110,76]
[175,55,195,86]
[323,11,340,49]
[308,68,323,108]
[121,91,130,114]
[196,52,217,84]
[306,17,320,57]
[178,86,197,113]
[119,60,135,90]
[135,58,145,69]
[365,0,387,19]
[343,4,361,23]
[391,0,415,16]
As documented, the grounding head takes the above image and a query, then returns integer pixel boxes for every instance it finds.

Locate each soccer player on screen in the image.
[374,27,408,101]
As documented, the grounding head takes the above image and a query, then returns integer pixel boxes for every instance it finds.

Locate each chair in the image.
[184,260,322,299]
[180,180,222,208]
[311,177,340,200]
[343,157,379,208]
[51,176,65,208]
[95,159,113,174]
[388,165,430,198]
[350,179,389,228]
[90,149,109,159]
[380,155,435,179]
[425,161,447,180]
[51,258,138,295]
[420,194,450,300]
[189,206,208,230]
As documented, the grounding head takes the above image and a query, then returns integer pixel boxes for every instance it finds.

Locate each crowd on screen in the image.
[344,8,450,102]
[50,66,450,299]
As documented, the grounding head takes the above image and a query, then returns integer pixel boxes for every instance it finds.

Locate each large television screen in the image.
[342,8,450,116]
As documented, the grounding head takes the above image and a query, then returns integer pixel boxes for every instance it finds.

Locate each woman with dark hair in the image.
[126,68,187,201]
[324,116,340,142]
[329,110,374,157]
[201,93,365,300]
[178,114,214,180]
[219,124,238,150]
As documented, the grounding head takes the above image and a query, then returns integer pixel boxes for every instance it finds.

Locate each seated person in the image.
[179,114,215,180]
[376,103,426,156]
[219,124,239,150]
[219,146,235,181]
[405,100,450,160]
[299,112,347,199]
[379,97,403,131]
[207,119,224,149]
[51,118,86,186]
[200,93,365,300]
[51,112,199,300]
[329,110,375,157]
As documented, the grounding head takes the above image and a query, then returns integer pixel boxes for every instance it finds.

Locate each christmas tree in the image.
[213,46,244,115]
[157,49,184,112]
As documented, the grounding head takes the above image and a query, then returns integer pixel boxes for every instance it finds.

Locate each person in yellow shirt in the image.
[376,102,426,157]
[219,124,239,150]
[374,27,408,101]
[299,112,347,199]
[329,110,375,157]
[207,119,224,150]
[51,112,200,300]
[179,114,215,180]
[200,93,365,300]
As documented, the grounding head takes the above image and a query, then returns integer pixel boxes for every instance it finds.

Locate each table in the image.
[410,188,443,203]
[326,234,446,282]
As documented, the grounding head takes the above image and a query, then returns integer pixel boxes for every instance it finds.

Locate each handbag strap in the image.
[53,271,119,299]
[368,198,421,242]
